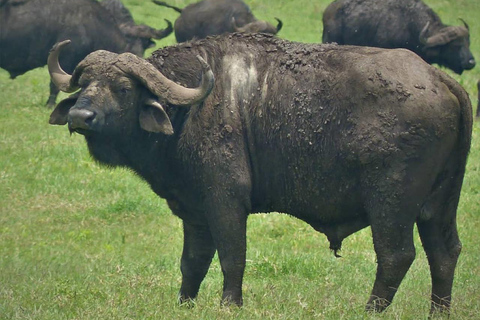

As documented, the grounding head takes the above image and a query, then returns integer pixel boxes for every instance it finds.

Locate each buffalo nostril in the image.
[68,109,96,130]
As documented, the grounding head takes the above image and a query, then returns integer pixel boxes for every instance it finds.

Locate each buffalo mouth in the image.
[464,58,476,70]
[450,58,475,74]
[451,66,464,75]
[68,126,92,136]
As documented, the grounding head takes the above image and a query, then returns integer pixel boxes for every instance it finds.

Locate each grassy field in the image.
[1,0,479,319]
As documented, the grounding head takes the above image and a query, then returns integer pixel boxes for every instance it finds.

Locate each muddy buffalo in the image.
[48,33,471,314]
[322,0,475,75]
[153,0,282,42]
[0,0,172,106]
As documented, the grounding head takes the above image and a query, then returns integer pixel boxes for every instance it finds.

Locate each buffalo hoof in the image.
[178,294,197,308]
[45,97,57,108]
[365,298,391,313]
[220,294,243,307]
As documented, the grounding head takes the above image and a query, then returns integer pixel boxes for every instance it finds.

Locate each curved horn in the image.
[47,40,79,93]
[419,21,430,44]
[114,53,214,106]
[274,17,283,33]
[152,19,173,39]
[231,17,244,32]
[122,19,173,39]
[459,18,469,30]
[422,25,469,48]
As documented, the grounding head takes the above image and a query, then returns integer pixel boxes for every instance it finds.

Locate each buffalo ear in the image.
[49,92,79,125]
[139,99,174,135]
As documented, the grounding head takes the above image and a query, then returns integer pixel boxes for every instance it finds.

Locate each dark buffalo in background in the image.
[100,0,172,54]
[47,33,472,314]
[0,0,172,106]
[152,0,282,42]
[322,0,475,75]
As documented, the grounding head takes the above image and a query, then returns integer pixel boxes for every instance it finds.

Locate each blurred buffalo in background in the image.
[153,0,282,42]
[322,0,475,75]
[0,0,172,106]
[100,0,173,55]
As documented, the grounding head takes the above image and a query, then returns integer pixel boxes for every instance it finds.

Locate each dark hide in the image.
[0,0,171,106]
[153,0,281,42]
[322,0,475,74]
[50,33,472,314]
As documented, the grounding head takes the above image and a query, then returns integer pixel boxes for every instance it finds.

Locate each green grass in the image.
[1,0,479,319]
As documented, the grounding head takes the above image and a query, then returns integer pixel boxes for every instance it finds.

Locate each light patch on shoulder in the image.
[222,54,258,107]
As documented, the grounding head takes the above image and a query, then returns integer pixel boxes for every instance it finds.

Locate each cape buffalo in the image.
[0,0,172,106]
[100,0,173,55]
[322,0,475,75]
[152,0,282,42]
[48,33,471,314]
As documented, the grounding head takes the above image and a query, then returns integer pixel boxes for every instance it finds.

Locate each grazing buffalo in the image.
[322,0,475,75]
[100,0,173,55]
[48,33,471,314]
[152,0,282,42]
[0,0,172,106]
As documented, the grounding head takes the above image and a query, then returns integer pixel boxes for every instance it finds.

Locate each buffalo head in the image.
[120,19,173,56]
[419,20,475,74]
[231,17,282,35]
[47,40,214,164]
[100,0,173,56]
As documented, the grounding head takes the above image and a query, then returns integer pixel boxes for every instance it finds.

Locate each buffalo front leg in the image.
[206,198,248,306]
[179,221,216,304]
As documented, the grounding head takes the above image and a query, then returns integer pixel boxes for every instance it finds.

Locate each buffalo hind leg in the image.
[417,150,464,315]
[178,222,216,304]
[417,213,461,314]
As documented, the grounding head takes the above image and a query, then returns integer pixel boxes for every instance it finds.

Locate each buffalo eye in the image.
[114,84,132,96]
[116,79,133,95]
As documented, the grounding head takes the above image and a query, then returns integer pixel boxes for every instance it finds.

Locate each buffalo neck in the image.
[84,118,184,200]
